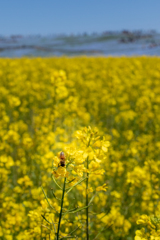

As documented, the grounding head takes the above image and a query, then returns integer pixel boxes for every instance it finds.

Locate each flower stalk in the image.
[56,177,66,240]
[86,156,89,240]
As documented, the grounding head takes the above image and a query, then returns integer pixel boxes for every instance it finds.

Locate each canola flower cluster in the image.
[0,57,160,239]
[135,215,160,240]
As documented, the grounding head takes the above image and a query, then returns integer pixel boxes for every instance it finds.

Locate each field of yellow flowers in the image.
[0,57,160,240]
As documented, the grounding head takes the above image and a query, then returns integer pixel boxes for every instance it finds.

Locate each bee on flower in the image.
[59,151,66,167]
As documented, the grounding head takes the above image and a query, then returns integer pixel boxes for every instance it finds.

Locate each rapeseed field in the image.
[0,57,160,240]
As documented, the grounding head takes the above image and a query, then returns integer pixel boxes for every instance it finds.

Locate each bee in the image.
[59,151,66,167]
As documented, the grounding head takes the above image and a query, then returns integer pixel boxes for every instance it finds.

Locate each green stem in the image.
[86,156,89,240]
[41,186,58,212]
[51,174,62,190]
[57,177,66,240]
[59,226,80,239]
[65,177,88,195]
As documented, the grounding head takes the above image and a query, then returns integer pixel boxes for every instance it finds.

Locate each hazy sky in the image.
[0,0,160,35]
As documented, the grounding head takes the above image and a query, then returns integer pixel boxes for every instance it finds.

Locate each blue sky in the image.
[0,0,160,35]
